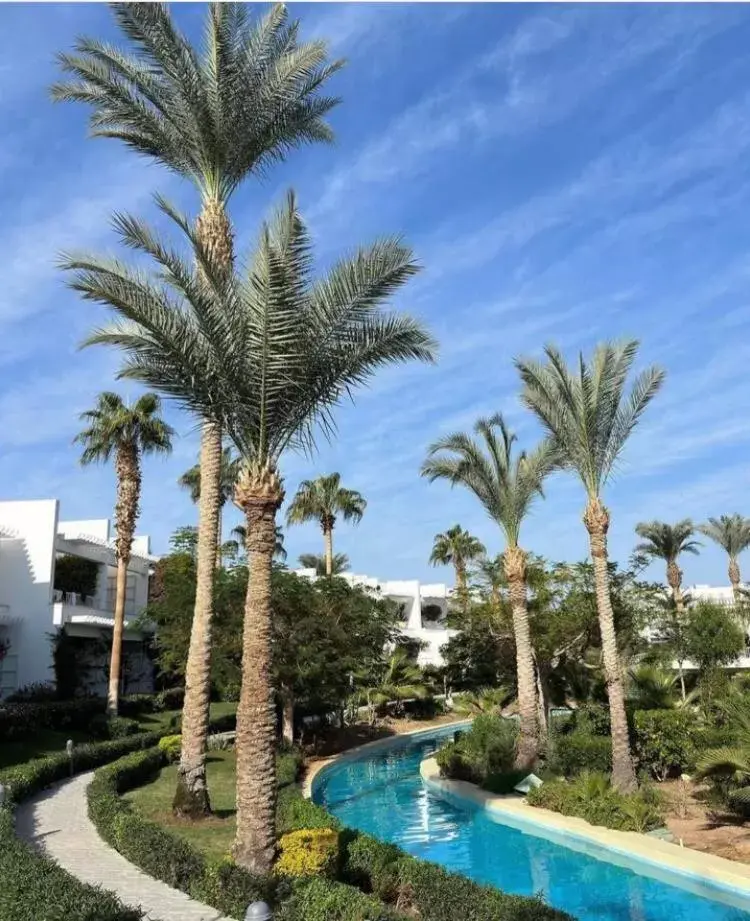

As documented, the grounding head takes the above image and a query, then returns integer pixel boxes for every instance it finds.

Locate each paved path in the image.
[15,772,229,921]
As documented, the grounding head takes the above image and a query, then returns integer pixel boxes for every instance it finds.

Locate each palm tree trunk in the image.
[503,545,539,769]
[324,525,333,577]
[174,197,233,817]
[533,650,548,736]
[729,558,741,602]
[109,444,140,716]
[232,462,284,874]
[584,498,636,793]
[671,578,687,702]
[174,420,222,816]
[216,509,223,569]
[281,684,294,745]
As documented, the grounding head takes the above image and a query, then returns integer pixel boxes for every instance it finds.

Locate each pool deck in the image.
[420,756,750,912]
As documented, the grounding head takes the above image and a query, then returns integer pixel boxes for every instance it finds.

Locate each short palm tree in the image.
[299,551,349,576]
[75,392,173,714]
[696,697,750,814]
[634,520,700,698]
[54,2,342,819]
[453,686,514,716]
[471,553,505,610]
[422,414,556,769]
[63,192,435,873]
[699,515,750,601]
[517,340,665,792]
[361,646,429,724]
[179,446,241,564]
[286,474,366,576]
[428,525,485,602]
[627,664,680,711]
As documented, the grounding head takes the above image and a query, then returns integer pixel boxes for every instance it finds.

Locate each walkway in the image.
[15,772,229,921]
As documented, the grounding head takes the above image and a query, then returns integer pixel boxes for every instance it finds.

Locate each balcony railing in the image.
[53,590,97,608]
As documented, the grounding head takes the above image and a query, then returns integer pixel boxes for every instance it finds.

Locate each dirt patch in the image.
[661,779,750,864]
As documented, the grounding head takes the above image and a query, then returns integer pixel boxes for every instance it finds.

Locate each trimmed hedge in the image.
[0,808,141,921]
[549,732,611,776]
[632,710,697,781]
[0,697,105,741]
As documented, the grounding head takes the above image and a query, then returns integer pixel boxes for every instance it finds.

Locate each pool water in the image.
[313,726,750,921]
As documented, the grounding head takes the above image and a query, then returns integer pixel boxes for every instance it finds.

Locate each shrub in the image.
[157,734,182,763]
[154,687,185,711]
[277,748,304,789]
[6,682,58,703]
[527,770,663,832]
[277,876,402,921]
[549,731,611,776]
[0,807,142,921]
[482,770,529,795]
[90,714,142,740]
[276,828,340,878]
[436,714,517,786]
[632,709,697,781]
[340,831,402,901]
[118,693,157,718]
[0,697,105,741]
[277,784,339,835]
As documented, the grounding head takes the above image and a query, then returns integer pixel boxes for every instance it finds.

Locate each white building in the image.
[0,499,157,699]
[293,568,456,666]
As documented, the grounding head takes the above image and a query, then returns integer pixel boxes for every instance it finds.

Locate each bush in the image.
[6,682,58,703]
[549,731,611,776]
[436,714,517,786]
[0,807,142,921]
[277,784,339,835]
[277,828,340,878]
[90,714,141,741]
[277,748,304,789]
[0,697,105,741]
[632,709,697,781]
[157,734,182,763]
[277,876,402,921]
[154,687,185,711]
[527,770,663,832]
[482,770,529,795]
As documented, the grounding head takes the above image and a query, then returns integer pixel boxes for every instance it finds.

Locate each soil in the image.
[661,778,750,864]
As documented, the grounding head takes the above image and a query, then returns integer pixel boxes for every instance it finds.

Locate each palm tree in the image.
[627,664,680,711]
[75,392,173,714]
[634,520,700,698]
[517,340,665,792]
[286,474,366,576]
[361,646,429,724]
[229,524,286,563]
[179,446,241,565]
[63,192,436,873]
[428,525,485,603]
[696,696,750,815]
[299,551,349,576]
[698,515,750,601]
[453,686,514,716]
[54,2,342,819]
[422,415,555,769]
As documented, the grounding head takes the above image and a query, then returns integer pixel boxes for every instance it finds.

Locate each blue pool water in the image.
[313,725,750,921]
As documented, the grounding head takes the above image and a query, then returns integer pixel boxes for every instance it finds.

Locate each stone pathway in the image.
[15,772,229,921]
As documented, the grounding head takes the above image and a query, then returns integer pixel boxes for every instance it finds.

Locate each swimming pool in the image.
[312,725,750,921]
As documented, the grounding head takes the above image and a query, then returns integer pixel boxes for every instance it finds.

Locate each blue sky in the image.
[3,3,750,588]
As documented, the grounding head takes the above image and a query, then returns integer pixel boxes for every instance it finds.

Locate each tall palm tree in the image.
[517,340,665,792]
[286,474,366,576]
[75,392,173,714]
[230,524,286,563]
[63,192,436,873]
[698,515,750,601]
[428,525,485,601]
[179,446,241,565]
[634,519,700,698]
[299,551,349,576]
[54,2,342,818]
[422,415,555,769]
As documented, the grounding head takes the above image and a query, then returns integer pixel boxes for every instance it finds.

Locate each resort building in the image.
[0,499,156,699]
[293,568,456,666]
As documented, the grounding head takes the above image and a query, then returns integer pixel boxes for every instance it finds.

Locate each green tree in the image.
[358,646,429,725]
[428,525,486,604]
[422,414,556,768]
[634,520,700,698]
[685,600,745,675]
[517,341,665,792]
[286,474,366,576]
[698,515,750,601]
[54,1,342,818]
[75,391,173,714]
[179,446,241,563]
[65,192,435,873]
[298,552,349,576]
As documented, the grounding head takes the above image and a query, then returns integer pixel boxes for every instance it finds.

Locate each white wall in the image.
[0,499,59,691]
[58,519,110,542]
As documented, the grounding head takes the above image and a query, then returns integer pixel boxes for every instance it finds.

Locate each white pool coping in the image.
[420,756,750,913]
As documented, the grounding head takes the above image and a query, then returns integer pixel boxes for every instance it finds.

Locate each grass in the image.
[0,702,237,770]
[124,747,237,859]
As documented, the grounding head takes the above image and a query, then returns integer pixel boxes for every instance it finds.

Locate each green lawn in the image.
[0,702,237,770]
[124,748,237,859]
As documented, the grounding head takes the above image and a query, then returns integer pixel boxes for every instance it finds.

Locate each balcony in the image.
[52,590,135,629]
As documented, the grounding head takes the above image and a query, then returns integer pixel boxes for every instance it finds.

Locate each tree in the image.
[685,599,745,675]
[698,515,750,601]
[54,1,342,818]
[471,553,504,612]
[75,391,173,714]
[358,646,429,725]
[298,552,349,576]
[517,340,665,792]
[179,446,241,563]
[634,520,700,698]
[228,524,287,564]
[422,414,555,769]
[440,612,517,692]
[65,192,435,873]
[286,474,366,577]
[428,525,485,606]
[627,664,680,711]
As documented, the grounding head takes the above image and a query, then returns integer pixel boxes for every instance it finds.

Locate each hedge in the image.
[88,747,572,921]
[549,732,611,776]
[0,697,105,740]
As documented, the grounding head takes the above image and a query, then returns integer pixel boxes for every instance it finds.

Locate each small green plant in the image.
[436,713,518,787]
[632,709,697,780]
[157,734,182,763]
[276,828,340,878]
